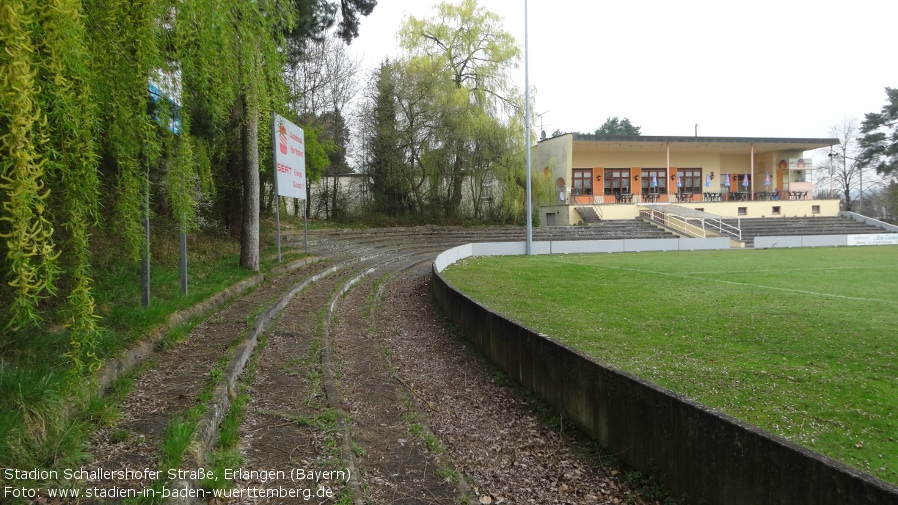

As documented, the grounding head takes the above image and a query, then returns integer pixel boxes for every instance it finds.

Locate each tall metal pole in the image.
[272,113,282,262]
[141,158,151,308]
[180,217,187,295]
[828,148,834,199]
[524,0,533,255]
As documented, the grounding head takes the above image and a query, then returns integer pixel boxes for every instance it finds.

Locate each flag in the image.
[764,172,771,186]
[651,174,658,188]
[742,173,750,187]
[724,174,731,187]
[676,174,682,188]
[705,174,711,187]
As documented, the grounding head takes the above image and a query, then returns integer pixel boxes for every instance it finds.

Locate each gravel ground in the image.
[370,269,652,504]
[69,227,659,505]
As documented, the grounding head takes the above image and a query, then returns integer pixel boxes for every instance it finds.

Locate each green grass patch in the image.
[442,246,898,484]
[203,391,248,491]
[0,216,310,488]
[204,330,269,492]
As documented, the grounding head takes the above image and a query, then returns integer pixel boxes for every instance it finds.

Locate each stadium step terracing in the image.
[325,220,678,243]
[721,216,895,248]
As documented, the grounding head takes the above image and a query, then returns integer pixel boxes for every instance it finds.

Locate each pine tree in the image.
[858,87,898,176]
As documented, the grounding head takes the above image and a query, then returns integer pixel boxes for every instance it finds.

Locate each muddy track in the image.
[82,227,650,505]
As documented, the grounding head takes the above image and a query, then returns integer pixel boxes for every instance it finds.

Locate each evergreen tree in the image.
[368,62,414,217]
[858,87,898,176]
[594,116,642,136]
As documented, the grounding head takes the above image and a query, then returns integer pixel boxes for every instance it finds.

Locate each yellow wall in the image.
[682,199,840,218]
[542,199,841,226]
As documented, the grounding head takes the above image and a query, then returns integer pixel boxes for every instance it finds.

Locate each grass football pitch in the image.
[441,245,898,485]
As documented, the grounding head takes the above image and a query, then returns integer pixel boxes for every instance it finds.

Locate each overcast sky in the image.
[349,0,896,146]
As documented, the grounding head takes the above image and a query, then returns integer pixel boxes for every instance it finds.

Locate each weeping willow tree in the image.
[0,0,107,379]
[1,0,376,379]
[37,0,104,375]
[0,0,61,333]
[0,0,290,377]
[397,0,529,221]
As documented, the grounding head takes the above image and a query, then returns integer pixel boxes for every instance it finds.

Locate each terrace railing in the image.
[705,216,742,241]
[640,208,742,241]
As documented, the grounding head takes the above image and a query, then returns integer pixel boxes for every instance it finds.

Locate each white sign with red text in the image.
[272,113,306,200]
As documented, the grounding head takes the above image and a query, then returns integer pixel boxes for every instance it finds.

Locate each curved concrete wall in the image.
[431,242,898,505]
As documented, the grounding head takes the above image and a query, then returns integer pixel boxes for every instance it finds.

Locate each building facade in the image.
[534,133,840,225]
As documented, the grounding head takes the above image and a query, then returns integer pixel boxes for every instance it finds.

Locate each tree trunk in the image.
[331,176,339,219]
[240,97,260,271]
[447,154,464,219]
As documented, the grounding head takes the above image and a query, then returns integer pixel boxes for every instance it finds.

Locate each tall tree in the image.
[0,0,61,332]
[228,0,291,271]
[398,0,523,219]
[0,0,378,352]
[316,110,352,219]
[367,62,415,217]
[814,120,864,211]
[232,0,376,269]
[594,116,641,136]
[858,87,898,176]
[287,34,362,219]
[864,184,898,223]
[287,34,363,118]
[286,0,377,50]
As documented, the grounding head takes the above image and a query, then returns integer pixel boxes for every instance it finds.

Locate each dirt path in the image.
[81,227,650,504]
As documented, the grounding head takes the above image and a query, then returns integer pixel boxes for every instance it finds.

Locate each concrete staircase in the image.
[575,206,602,225]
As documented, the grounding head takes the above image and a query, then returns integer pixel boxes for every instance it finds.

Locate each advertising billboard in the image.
[272,113,306,200]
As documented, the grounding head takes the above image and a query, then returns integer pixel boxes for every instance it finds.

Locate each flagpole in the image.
[524,0,533,255]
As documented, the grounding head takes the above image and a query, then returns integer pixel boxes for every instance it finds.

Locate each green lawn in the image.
[441,246,898,485]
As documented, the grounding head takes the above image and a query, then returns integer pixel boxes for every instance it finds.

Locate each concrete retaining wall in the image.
[431,242,898,505]
[461,237,731,258]
[755,233,898,248]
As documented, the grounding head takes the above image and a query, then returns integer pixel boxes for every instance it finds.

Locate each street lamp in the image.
[827,150,835,199]
[858,155,864,214]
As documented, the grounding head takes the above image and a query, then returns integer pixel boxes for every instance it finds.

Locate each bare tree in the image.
[865,185,898,222]
[286,34,363,117]
[814,118,883,212]
[283,34,364,219]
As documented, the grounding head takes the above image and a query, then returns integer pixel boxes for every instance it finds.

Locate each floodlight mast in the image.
[524,0,533,255]
[828,148,834,199]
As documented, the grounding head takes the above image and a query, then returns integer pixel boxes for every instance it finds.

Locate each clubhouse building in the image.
[534,133,840,226]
